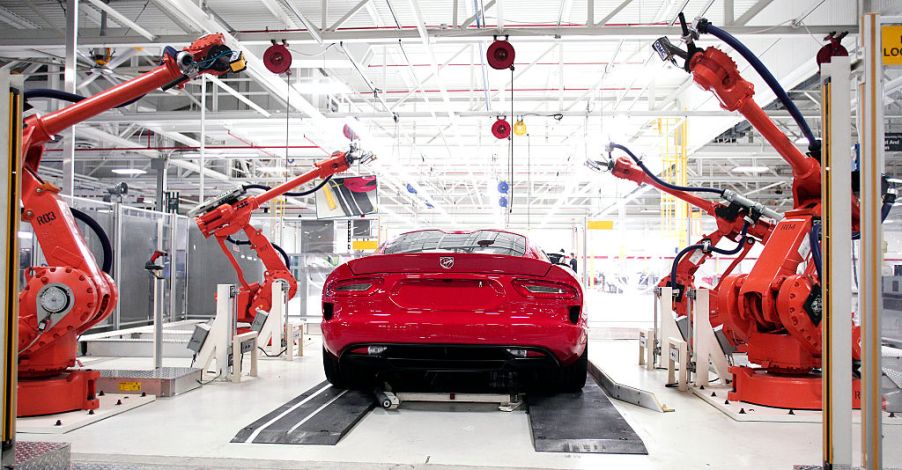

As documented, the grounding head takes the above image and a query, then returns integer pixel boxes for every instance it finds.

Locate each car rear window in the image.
[384,230,528,256]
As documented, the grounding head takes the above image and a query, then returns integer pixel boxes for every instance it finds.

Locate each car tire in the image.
[322,347,349,389]
[558,346,588,392]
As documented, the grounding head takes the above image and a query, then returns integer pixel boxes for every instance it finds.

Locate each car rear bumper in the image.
[337,344,564,390]
[322,315,587,366]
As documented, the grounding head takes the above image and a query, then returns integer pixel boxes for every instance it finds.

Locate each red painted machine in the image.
[652,14,867,409]
[190,144,375,328]
[588,144,778,329]
[17,34,246,417]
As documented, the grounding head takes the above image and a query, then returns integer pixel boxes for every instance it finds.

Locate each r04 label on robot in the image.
[118,381,141,392]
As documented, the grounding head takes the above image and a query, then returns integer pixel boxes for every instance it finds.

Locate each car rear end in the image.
[320,230,587,391]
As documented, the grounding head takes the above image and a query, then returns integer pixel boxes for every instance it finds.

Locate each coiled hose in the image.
[609,143,724,196]
[70,207,113,274]
[225,235,291,270]
[669,221,750,293]
[242,174,333,197]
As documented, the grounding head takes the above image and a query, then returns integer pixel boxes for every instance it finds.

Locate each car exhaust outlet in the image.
[506,348,528,358]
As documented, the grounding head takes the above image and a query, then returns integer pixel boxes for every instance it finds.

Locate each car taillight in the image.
[513,279,578,299]
[329,277,381,296]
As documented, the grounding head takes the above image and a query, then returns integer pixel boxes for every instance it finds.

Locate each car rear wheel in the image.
[322,347,350,389]
[558,346,588,392]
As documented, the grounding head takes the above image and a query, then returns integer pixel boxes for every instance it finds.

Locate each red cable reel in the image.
[263,41,292,75]
[492,117,511,139]
[486,38,515,70]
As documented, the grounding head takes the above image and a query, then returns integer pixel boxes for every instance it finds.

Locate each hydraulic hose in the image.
[697,23,818,152]
[609,143,724,196]
[70,207,113,275]
[809,222,823,282]
[24,88,146,110]
[669,221,750,294]
[225,235,291,270]
[242,175,333,197]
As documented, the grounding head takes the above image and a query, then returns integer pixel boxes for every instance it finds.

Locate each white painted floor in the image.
[18,334,902,469]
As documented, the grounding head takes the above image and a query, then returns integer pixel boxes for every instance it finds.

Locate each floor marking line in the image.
[244,384,333,443]
[285,389,350,435]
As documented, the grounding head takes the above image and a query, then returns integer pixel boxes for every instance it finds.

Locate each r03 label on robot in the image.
[118,381,141,392]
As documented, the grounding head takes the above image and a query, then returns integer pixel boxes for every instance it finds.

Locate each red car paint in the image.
[321,229,587,367]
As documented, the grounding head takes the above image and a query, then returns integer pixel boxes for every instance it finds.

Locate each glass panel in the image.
[171,215,190,322]
[383,229,527,256]
[882,59,902,468]
[185,223,263,319]
[116,206,167,327]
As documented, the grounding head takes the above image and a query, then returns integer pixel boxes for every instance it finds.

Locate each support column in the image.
[859,12,884,470]
[200,75,206,202]
[61,0,78,196]
[152,156,169,212]
[821,55,853,470]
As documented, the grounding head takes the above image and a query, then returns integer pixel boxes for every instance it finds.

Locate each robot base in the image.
[728,366,861,410]
[18,370,101,417]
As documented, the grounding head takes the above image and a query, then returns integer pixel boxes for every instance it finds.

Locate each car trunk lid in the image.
[347,253,551,277]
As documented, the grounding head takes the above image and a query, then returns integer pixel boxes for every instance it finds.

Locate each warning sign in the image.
[883,24,902,66]
[118,381,142,392]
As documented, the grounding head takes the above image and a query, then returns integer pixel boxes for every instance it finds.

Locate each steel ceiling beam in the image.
[733,0,774,26]
[0,23,858,50]
[84,0,157,41]
[259,0,300,29]
[277,0,323,43]
[0,5,39,29]
[327,0,371,32]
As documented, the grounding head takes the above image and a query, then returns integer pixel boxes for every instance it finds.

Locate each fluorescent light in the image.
[888,177,902,184]
[731,166,770,174]
[257,166,288,174]
[111,168,147,176]
[17,231,32,240]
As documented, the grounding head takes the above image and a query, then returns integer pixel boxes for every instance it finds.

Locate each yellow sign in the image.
[118,381,142,392]
[883,24,902,66]
[587,220,614,230]
[352,239,379,251]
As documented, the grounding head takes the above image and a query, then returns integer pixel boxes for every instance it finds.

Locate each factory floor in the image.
[17,292,902,469]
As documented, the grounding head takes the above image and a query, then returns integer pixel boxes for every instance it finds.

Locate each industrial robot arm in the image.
[190,144,375,326]
[651,15,866,407]
[17,33,246,417]
[588,143,778,319]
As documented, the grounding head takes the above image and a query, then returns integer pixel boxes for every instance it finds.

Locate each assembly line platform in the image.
[233,376,646,454]
[96,367,202,397]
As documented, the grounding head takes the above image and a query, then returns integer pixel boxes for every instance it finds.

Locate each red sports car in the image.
[321,229,587,392]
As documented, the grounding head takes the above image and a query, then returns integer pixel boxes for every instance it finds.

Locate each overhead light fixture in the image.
[731,166,769,174]
[888,177,902,184]
[111,168,146,176]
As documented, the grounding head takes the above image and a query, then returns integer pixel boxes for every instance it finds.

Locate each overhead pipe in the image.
[366,60,645,68]
[44,144,322,152]
[234,21,672,34]
[354,86,645,94]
